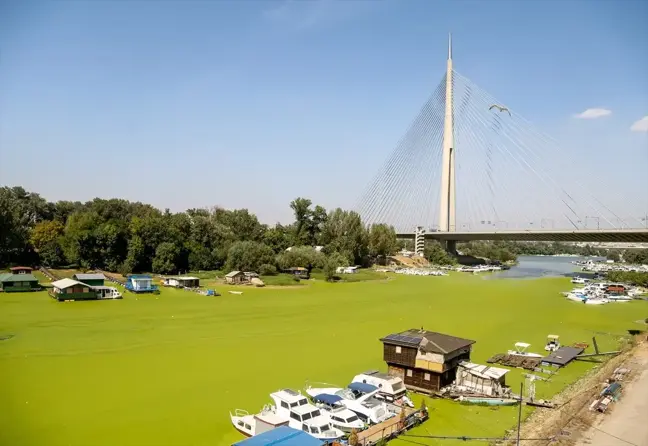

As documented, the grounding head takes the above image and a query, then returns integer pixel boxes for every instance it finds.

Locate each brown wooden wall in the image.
[383,344,417,367]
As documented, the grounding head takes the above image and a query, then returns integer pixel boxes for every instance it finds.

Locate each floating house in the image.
[454,361,509,396]
[49,278,121,301]
[50,278,97,300]
[10,266,33,275]
[285,267,309,279]
[225,271,247,284]
[163,276,200,288]
[0,273,41,292]
[380,328,476,393]
[125,274,158,293]
[72,273,106,287]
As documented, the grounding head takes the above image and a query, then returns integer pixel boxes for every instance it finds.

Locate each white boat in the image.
[305,383,393,424]
[507,342,543,358]
[309,393,365,432]
[229,405,288,437]
[352,370,409,404]
[270,389,344,440]
[544,335,560,352]
[571,277,589,284]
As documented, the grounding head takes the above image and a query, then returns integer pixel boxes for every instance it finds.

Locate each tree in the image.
[225,241,275,272]
[263,224,292,254]
[368,223,397,262]
[319,208,368,265]
[258,263,277,276]
[323,252,348,281]
[290,197,313,245]
[607,250,621,263]
[424,241,455,265]
[276,246,325,270]
[152,242,180,274]
[30,220,65,266]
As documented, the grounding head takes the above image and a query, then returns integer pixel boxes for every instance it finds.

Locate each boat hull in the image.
[459,397,518,406]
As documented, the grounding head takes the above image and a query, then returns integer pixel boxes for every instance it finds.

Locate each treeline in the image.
[0,187,399,278]
[606,271,648,287]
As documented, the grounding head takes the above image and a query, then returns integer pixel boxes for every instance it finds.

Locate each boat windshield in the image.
[392,381,404,391]
[290,398,308,408]
[346,415,359,423]
[335,389,356,400]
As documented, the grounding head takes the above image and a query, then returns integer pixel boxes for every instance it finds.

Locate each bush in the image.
[259,263,277,276]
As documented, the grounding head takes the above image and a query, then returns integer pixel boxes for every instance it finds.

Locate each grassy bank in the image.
[1,273,646,446]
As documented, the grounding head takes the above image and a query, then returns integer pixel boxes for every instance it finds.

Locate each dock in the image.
[541,346,584,367]
[357,408,427,446]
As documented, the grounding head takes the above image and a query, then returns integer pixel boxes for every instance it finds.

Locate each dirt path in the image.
[577,345,648,446]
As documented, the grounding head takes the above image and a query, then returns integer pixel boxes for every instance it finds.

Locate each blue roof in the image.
[348,382,378,393]
[232,426,324,446]
[312,393,343,405]
[128,274,152,279]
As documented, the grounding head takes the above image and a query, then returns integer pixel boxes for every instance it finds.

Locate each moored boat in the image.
[458,396,518,406]
[507,342,543,358]
[229,405,288,437]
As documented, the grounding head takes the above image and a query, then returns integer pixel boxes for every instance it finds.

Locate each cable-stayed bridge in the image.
[356,36,648,251]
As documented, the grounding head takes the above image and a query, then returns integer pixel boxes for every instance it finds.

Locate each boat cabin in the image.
[454,361,509,397]
[10,266,32,275]
[544,335,561,352]
[352,370,407,402]
[125,274,158,293]
[310,394,361,426]
[50,278,97,301]
[164,276,200,288]
[285,267,310,279]
[380,328,476,393]
[270,389,340,439]
[0,273,40,292]
[72,273,106,287]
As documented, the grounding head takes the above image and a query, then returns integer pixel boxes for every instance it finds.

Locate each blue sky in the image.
[1,0,647,225]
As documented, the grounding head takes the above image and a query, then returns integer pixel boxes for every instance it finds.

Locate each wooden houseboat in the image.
[380,328,476,393]
[50,278,98,301]
[125,274,159,293]
[72,273,106,287]
[0,272,41,292]
[225,271,247,284]
[163,276,200,288]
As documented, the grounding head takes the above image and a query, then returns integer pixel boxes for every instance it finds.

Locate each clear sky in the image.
[1,0,647,225]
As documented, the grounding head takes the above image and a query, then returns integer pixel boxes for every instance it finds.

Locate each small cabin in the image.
[164,276,200,288]
[10,266,33,275]
[72,273,106,287]
[380,328,476,393]
[454,361,509,397]
[49,278,97,301]
[225,271,247,284]
[125,274,158,293]
[0,273,40,292]
[286,267,309,279]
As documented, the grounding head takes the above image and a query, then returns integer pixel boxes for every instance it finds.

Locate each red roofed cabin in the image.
[10,266,32,275]
[380,328,476,394]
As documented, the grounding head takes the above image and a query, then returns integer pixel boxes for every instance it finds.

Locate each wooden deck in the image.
[357,408,419,445]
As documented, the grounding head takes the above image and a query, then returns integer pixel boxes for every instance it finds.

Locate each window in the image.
[395,346,402,354]
[312,409,321,418]
[298,398,308,406]
[302,424,308,432]
[302,412,312,421]
[347,415,359,423]
[281,401,289,409]
[290,412,300,421]
[406,369,413,377]
[424,373,431,381]
[244,423,251,430]
[310,426,319,434]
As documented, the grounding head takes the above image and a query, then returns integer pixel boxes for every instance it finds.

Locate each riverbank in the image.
[513,336,648,445]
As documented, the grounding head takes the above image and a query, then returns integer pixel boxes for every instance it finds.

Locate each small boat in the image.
[270,389,344,440]
[305,383,393,425]
[230,405,288,437]
[310,393,366,432]
[458,396,518,406]
[228,291,243,295]
[507,342,543,358]
[544,335,561,352]
[571,277,589,284]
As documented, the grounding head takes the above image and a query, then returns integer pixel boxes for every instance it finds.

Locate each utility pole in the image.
[516,381,524,445]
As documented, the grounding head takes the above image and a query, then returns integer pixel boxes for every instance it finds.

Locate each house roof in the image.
[172,276,199,281]
[73,273,106,281]
[128,274,152,280]
[232,426,323,446]
[51,278,90,289]
[0,273,39,283]
[458,361,508,380]
[225,271,242,277]
[380,328,476,354]
[9,266,32,271]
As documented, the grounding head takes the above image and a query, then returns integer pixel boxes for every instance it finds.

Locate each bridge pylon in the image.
[438,33,456,233]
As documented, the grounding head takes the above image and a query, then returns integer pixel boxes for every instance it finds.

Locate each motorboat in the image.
[458,396,518,406]
[270,389,344,440]
[352,370,409,404]
[230,405,289,437]
[305,383,393,424]
[309,393,365,432]
[571,277,589,284]
[544,335,561,352]
[507,342,543,358]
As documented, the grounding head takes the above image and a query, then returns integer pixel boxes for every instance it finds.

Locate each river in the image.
[487,255,603,279]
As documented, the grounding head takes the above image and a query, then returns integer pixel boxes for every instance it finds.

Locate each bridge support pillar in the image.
[445,240,457,255]
[414,226,426,257]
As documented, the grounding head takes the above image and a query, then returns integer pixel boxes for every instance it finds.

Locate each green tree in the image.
[323,252,349,281]
[319,208,368,265]
[425,241,455,265]
[277,246,326,270]
[263,224,292,254]
[368,223,397,262]
[152,242,180,274]
[30,220,65,266]
[225,241,275,272]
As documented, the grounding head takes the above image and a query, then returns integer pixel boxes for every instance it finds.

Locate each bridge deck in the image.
[396,229,648,243]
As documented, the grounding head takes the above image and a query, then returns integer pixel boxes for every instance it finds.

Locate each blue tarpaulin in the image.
[312,393,343,405]
[347,382,378,394]
[232,426,324,446]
